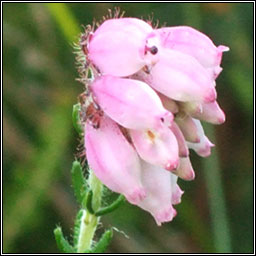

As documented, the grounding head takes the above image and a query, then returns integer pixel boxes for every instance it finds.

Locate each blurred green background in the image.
[3,3,253,253]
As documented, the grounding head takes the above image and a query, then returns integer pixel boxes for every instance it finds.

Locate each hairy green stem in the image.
[77,210,98,253]
[77,171,103,253]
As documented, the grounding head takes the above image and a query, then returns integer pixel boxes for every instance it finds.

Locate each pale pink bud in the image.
[170,122,189,157]
[84,115,146,204]
[170,174,184,205]
[186,119,215,157]
[88,18,153,76]
[207,66,223,80]
[137,160,178,226]
[141,48,217,103]
[187,136,215,157]
[179,101,203,116]
[175,113,201,143]
[156,26,229,69]
[158,93,179,114]
[130,124,179,171]
[191,101,226,125]
[91,75,173,130]
[172,157,195,181]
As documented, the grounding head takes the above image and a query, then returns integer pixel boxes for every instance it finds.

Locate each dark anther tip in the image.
[150,46,158,55]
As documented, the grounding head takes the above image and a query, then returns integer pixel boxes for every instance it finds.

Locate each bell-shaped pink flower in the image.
[88,18,153,76]
[158,93,179,114]
[170,174,184,205]
[192,101,225,124]
[172,157,195,181]
[85,115,146,204]
[137,160,179,226]
[186,119,215,157]
[175,113,201,143]
[179,101,202,116]
[179,101,225,124]
[141,48,217,103]
[187,136,215,157]
[129,124,179,171]
[91,75,173,130]
[170,122,189,157]
[156,26,229,71]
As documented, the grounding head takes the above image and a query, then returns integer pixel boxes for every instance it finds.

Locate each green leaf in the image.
[72,103,83,135]
[95,195,125,216]
[84,190,94,214]
[71,160,88,204]
[54,226,75,253]
[73,209,84,249]
[90,229,113,253]
[88,170,103,211]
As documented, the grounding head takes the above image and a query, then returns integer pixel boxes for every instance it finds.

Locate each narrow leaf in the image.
[73,209,84,249]
[71,160,87,204]
[95,195,125,216]
[90,229,113,253]
[54,226,75,253]
[84,190,94,214]
[72,103,83,135]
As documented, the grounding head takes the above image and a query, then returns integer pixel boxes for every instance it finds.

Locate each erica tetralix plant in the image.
[76,10,228,227]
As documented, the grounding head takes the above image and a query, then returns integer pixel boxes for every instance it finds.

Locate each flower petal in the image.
[170,122,189,157]
[137,160,178,226]
[85,115,146,204]
[179,101,203,116]
[170,174,184,205]
[91,75,173,130]
[187,136,215,157]
[172,157,195,181]
[140,48,217,103]
[88,18,152,76]
[186,119,215,157]
[130,124,179,171]
[158,93,179,114]
[156,26,229,68]
[175,113,201,143]
[193,101,225,124]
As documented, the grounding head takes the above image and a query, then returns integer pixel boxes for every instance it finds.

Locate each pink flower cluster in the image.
[82,17,228,225]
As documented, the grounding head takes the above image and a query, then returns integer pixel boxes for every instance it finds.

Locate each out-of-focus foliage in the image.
[3,3,253,253]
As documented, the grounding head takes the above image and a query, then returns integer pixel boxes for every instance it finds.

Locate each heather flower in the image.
[188,101,226,125]
[88,18,154,76]
[155,26,229,78]
[77,16,228,225]
[186,119,215,157]
[137,160,182,226]
[137,48,217,103]
[172,157,196,181]
[175,113,201,143]
[130,123,179,171]
[90,75,173,130]
[85,114,146,205]
[170,122,189,157]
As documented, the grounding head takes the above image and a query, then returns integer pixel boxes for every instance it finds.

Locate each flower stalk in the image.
[77,171,102,253]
